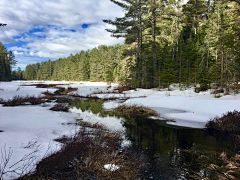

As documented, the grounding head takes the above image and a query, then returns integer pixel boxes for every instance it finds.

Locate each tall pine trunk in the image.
[151,0,157,87]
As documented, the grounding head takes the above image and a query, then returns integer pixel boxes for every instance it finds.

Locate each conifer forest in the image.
[11,0,240,90]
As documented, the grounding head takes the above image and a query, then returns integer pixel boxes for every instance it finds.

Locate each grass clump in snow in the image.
[115,105,159,118]
[206,110,240,150]
[76,121,108,130]
[1,95,45,106]
[19,126,144,180]
[54,87,78,95]
[49,103,70,112]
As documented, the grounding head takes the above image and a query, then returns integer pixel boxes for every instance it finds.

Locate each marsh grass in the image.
[115,105,159,118]
[49,103,70,112]
[114,86,132,93]
[23,83,70,88]
[19,126,144,180]
[1,95,45,106]
[182,147,240,180]
[76,121,107,130]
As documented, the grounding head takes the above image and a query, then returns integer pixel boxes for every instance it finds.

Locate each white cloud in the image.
[0,0,125,69]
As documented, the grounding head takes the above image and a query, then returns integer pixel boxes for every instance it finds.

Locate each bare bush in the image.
[206,111,240,133]
[0,145,13,180]
[206,110,240,150]
[0,141,43,180]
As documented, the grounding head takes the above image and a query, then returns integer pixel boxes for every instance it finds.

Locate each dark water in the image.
[71,100,234,179]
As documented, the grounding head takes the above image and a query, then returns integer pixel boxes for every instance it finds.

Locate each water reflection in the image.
[70,100,233,179]
[123,116,232,179]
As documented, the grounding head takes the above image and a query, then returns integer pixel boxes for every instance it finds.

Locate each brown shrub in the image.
[206,111,240,133]
[206,110,240,150]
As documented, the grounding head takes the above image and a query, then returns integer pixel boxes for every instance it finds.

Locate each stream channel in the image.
[69,99,234,179]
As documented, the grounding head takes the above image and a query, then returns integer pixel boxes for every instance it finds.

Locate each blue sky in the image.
[0,0,125,70]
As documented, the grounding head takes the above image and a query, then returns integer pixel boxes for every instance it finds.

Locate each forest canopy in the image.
[0,42,16,81]
[22,0,240,90]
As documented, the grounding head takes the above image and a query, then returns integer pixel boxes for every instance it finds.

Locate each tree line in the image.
[24,44,129,83]
[0,42,16,81]
[23,0,240,91]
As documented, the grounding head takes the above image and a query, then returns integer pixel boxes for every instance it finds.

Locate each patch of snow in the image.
[104,164,120,171]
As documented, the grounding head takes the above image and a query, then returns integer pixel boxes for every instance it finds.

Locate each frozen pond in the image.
[1,81,239,179]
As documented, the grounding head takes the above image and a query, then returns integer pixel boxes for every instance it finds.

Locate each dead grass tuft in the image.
[114,86,131,93]
[77,121,107,130]
[41,90,54,96]
[49,103,69,112]
[115,105,159,118]
[1,95,45,106]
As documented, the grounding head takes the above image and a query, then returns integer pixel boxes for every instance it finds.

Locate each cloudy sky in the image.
[0,0,125,70]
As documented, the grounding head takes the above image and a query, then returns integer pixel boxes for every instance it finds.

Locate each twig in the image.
[0,145,13,180]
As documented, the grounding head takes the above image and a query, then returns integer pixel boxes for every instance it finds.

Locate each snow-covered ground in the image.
[1,81,240,179]
[0,81,120,179]
[102,85,240,128]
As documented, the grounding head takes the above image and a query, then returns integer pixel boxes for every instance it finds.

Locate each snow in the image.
[0,81,121,179]
[1,81,240,178]
[104,164,120,171]
[116,86,240,128]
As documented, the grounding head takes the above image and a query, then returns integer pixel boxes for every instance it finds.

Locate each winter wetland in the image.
[0,81,240,179]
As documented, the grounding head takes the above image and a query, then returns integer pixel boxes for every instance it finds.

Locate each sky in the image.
[0,0,125,70]
[0,0,188,71]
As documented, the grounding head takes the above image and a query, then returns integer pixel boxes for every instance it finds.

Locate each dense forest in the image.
[0,42,17,81]
[23,0,240,90]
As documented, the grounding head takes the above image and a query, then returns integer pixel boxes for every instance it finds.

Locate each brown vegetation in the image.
[206,110,240,151]
[23,83,70,88]
[206,152,240,180]
[76,121,107,130]
[114,86,132,93]
[211,89,224,94]
[206,111,240,133]
[19,127,144,180]
[54,87,78,95]
[49,103,70,112]
[0,95,45,106]
[115,105,159,118]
